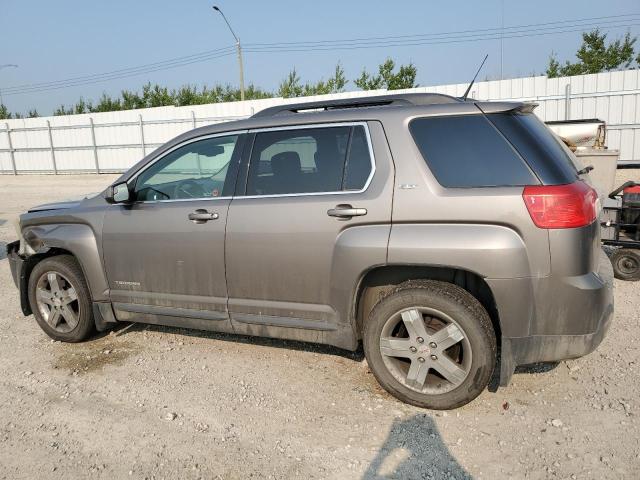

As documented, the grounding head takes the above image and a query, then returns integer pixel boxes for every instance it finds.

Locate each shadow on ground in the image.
[515,362,560,374]
[363,414,471,479]
[0,240,6,260]
[107,322,561,379]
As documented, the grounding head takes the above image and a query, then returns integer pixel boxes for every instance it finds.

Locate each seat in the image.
[270,151,303,194]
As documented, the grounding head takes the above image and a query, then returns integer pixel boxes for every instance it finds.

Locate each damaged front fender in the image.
[20,223,109,303]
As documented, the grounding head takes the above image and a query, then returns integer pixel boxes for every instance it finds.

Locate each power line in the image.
[242,22,640,54]
[3,50,238,96]
[244,13,640,47]
[2,46,236,94]
[4,13,640,96]
[243,19,640,52]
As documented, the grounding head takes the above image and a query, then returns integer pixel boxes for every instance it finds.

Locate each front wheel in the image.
[28,255,95,342]
[363,280,496,410]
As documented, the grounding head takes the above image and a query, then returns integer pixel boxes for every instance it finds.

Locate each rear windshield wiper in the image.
[577,165,594,175]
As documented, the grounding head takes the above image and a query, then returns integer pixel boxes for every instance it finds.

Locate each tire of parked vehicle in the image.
[28,255,95,342]
[610,248,640,281]
[363,280,496,410]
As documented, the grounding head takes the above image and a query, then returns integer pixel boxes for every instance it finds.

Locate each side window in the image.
[245,125,372,196]
[409,115,538,188]
[134,135,239,201]
[344,126,371,190]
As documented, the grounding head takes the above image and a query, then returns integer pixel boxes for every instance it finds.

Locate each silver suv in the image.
[7,93,614,409]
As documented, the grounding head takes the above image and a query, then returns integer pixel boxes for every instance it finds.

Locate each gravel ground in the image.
[0,173,639,480]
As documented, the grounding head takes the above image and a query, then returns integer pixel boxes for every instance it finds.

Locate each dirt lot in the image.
[1,173,639,480]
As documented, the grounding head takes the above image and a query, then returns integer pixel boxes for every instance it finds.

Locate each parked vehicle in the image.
[602,181,640,281]
[7,93,614,409]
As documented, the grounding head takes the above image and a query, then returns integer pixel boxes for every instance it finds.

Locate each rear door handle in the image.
[188,209,219,223]
[327,204,367,219]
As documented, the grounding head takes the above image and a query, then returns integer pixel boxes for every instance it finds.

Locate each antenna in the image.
[462,54,489,100]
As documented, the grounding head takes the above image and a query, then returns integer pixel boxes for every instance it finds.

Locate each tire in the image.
[28,255,95,342]
[363,280,496,410]
[610,248,640,281]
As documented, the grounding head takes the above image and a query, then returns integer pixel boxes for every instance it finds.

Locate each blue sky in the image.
[2,0,640,115]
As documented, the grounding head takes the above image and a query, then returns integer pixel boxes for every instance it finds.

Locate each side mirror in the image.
[105,182,132,204]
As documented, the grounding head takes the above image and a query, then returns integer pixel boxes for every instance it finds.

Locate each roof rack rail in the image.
[251,93,461,118]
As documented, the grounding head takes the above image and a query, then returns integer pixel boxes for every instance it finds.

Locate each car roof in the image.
[118,93,531,182]
[184,93,528,136]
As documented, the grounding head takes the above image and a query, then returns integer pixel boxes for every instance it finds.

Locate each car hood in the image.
[27,193,100,213]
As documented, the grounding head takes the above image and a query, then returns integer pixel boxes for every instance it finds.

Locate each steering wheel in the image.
[173,179,207,199]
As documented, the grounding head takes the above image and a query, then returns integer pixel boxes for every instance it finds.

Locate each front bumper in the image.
[7,241,32,316]
[496,249,614,386]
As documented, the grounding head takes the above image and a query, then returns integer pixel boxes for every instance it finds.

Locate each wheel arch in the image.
[352,264,502,347]
[21,223,108,304]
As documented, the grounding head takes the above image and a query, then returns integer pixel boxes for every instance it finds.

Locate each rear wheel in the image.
[611,248,640,281]
[363,280,496,410]
[28,255,95,342]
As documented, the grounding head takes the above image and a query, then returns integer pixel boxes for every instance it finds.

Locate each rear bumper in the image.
[494,248,614,386]
[7,241,32,316]
[499,302,612,385]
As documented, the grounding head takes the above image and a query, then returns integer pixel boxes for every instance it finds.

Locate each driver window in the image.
[134,135,239,201]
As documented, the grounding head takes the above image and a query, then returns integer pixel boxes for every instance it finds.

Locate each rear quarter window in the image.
[486,113,579,185]
[409,115,539,188]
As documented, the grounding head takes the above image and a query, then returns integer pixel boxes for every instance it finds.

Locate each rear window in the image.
[487,113,578,185]
[409,115,538,188]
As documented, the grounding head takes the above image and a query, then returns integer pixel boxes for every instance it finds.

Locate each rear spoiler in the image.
[475,102,538,115]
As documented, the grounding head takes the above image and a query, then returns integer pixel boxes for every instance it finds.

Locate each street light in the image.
[212,5,245,101]
[0,64,18,106]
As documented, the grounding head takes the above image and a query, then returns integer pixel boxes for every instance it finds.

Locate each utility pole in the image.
[500,0,504,80]
[213,6,245,101]
[0,64,19,107]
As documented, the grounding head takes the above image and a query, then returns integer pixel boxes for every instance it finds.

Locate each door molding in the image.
[113,302,229,321]
[231,312,337,331]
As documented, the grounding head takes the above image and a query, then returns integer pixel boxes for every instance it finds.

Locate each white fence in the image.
[1,70,639,174]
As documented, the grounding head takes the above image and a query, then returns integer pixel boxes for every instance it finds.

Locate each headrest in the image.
[271,151,302,176]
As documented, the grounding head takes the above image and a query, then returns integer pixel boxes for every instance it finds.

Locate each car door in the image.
[102,132,246,332]
[225,122,393,340]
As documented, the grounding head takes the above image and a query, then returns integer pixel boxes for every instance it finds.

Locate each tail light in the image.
[522,181,597,229]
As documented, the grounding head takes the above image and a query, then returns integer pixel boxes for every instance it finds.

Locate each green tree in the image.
[547,29,638,78]
[306,64,347,95]
[277,69,304,98]
[173,85,202,106]
[242,84,273,101]
[74,97,91,114]
[277,64,348,98]
[546,53,561,78]
[121,89,145,110]
[355,58,418,90]
[140,83,173,108]
[54,105,73,116]
[0,104,12,119]
[27,109,39,118]
[90,93,121,113]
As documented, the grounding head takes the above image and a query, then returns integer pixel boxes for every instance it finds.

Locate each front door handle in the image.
[327,204,368,219]
[188,209,219,223]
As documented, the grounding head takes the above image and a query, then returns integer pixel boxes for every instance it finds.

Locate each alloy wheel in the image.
[35,271,80,333]
[379,307,472,394]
